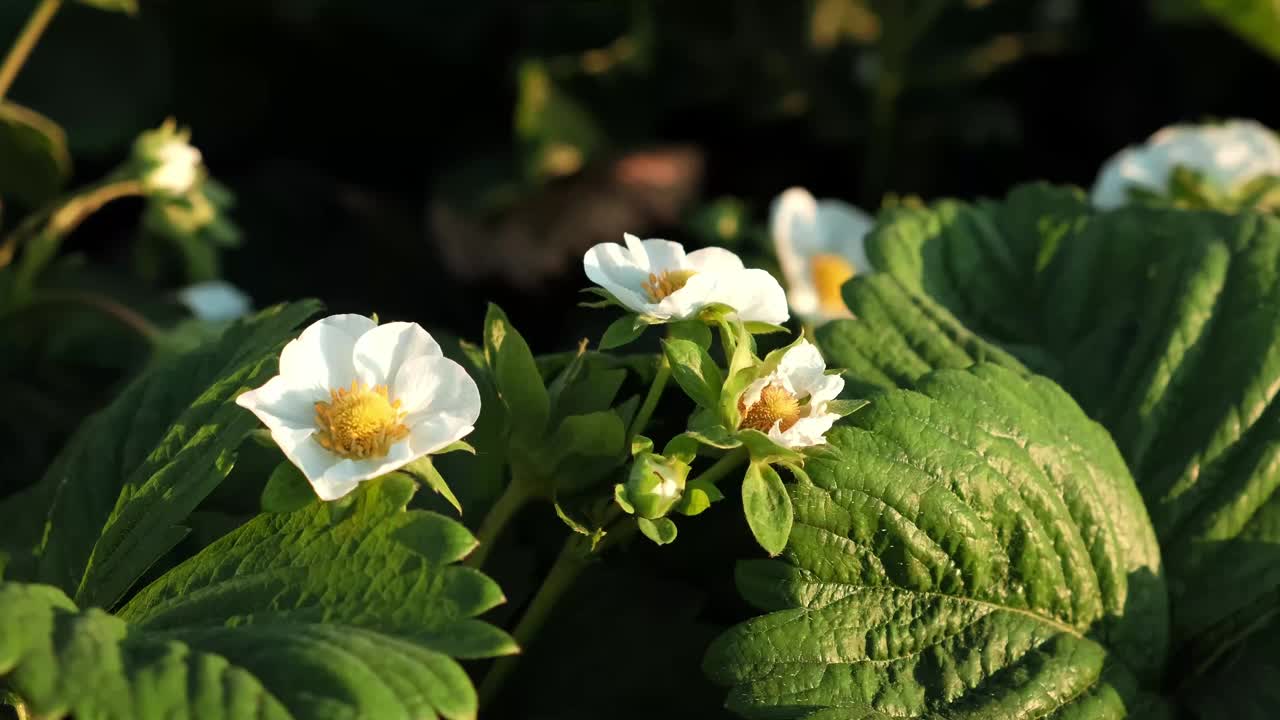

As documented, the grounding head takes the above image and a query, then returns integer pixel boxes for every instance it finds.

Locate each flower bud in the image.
[615,452,690,520]
[133,119,203,197]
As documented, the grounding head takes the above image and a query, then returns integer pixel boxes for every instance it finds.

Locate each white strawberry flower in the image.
[1091,119,1280,209]
[736,340,844,449]
[236,314,481,501]
[134,120,204,197]
[770,187,874,323]
[583,233,789,325]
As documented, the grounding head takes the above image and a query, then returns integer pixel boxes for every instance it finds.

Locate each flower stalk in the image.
[0,0,62,101]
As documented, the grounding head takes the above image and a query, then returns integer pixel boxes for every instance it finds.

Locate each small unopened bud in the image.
[615,452,690,520]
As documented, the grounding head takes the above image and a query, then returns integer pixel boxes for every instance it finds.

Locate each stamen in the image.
[738,384,802,433]
[643,269,697,303]
[314,381,410,459]
[809,253,855,314]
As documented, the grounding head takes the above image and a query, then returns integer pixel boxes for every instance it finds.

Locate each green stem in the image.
[19,289,161,340]
[478,534,592,705]
[627,353,670,442]
[693,446,749,487]
[464,472,533,569]
[0,0,62,101]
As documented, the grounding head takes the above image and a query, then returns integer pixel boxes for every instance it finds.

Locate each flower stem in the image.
[464,472,533,569]
[694,446,748,487]
[478,533,592,705]
[627,353,670,442]
[0,0,62,101]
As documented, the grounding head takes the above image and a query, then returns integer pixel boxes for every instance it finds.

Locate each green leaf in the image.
[1180,615,1280,719]
[402,456,464,516]
[706,365,1169,718]
[35,301,321,608]
[75,0,139,13]
[865,187,1280,665]
[484,303,550,443]
[1191,0,1280,62]
[817,274,1030,395]
[740,462,792,556]
[668,319,713,350]
[637,517,677,545]
[259,462,315,514]
[0,101,71,207]
[599,313,648,350]
[1,477,513,720]
[662,337,724,410]
[547,410,627,487]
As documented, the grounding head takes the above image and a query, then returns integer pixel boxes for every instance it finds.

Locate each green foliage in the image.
[74,0,138,14]
[484,303,550,445]
[29,301,320,606]
[739,462,791,556]
[707,365,1168,717]
[0,101,70,207]
[1,475,513,720]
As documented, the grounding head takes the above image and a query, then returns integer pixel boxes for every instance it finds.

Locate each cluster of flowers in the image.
[232,117,1280,546]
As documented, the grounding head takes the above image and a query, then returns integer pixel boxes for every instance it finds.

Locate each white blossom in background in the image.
[1091,119,1280,209]
[770,187,874,323]
[736,340,844,449]
[134,120,204,197]
[236,315,481,501]
[177,281,252,321]
[583,233,789,325]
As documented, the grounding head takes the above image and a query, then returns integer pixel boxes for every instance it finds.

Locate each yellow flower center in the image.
[314,381,410,459]
[643,269,697,303]
[738,384,802,433]
[809,253,855,314]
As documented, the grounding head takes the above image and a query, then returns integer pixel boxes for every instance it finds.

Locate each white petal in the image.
[776,412,840,449]
[235,375,322,433]
[407,415,475,456]
[278,314,376,391]
[273,426,416,501]
[637,238,688,272]
[394,355,483,428]
[656,272,721,320]
[739,376,773,411]
[770,187,820,294]
[352,321,442,387]
[707,268,790,325]
[777,341,827,391]
[817,200,875,274]
[804,374,845,407]
[787,285,822,324]
[584,241,652,313]
[684,246,745,274]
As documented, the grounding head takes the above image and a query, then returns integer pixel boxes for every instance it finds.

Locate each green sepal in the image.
[631,435,655,457]
[662,433,701,464]
[637,517,678,545]
[674,478,724,517]
[259,462,315,514]
[435,440,477,455]
[662,337,725,410]
[599,314,649,350]
[736,429,804,465]
[668,319,713,350]
[578,286,623,309]
[401,457,463,516]
[743,321,790,335]
[826,398,870,418]
[613,484,636,515]
[741,462,793,556]
[686,408,743,450]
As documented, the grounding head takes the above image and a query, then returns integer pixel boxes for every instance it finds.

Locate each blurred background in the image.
[3,2,1280,715]
[4,0,1278,346]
